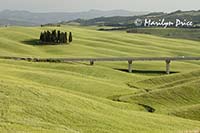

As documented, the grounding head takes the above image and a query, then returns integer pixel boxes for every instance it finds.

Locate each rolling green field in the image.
[0,26,200,132]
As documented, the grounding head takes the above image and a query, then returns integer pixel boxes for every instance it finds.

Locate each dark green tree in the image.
[40,32,44,42]
[46,31,51,42]
[52,30,57,43]
[64,32,67,43]
[69,32,73,43]
[44,31,47,42]
[60,33,64,44]
[57,30,61,43]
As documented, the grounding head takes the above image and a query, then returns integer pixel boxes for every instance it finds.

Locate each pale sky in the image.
[1,0,199,12]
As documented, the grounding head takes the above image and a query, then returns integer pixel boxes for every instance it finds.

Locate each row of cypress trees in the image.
[40,30,72,44]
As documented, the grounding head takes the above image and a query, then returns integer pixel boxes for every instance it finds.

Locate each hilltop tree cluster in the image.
[40,30,73,44]
[41,23,61,27]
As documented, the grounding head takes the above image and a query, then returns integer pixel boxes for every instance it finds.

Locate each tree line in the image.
[41,23,61,27]
[40,30,72,44]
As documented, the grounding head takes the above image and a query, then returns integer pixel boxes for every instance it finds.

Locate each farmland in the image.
[0,26,200,132]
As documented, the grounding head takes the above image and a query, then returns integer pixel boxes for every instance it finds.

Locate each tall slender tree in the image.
[64,32,67,43]
[69,32,73,43]
[40,32,43,42]
[52,30,57,43]
[57,30,61,43]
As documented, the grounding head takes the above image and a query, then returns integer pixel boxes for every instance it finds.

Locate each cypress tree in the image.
[47,31,50,42]
[58,30,61,43]
[60,33,64,44]
[64,32,67,43]
[41,32,45,42]
[52,30,57,43]
[62,33,65,43]
[69,32,73,43]
[40,32,43,42]
[44,31,47,42]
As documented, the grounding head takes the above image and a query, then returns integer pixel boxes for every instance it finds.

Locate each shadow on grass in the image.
[21,39,69,46]
[21,39,40,46]
[115,68,178,75]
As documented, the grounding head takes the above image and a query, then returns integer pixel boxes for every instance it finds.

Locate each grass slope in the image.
[127,28,200,41]
[0,26,200,57]
[120,70,200,116]
[0,26,200,132]
[0,59,200,133]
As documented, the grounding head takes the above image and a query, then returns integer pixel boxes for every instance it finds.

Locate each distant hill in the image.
[0,19,37,26]
[0,9,147,26]
[67,10,200,27]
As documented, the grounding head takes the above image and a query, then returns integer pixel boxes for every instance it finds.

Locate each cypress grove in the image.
[40,30,72,45]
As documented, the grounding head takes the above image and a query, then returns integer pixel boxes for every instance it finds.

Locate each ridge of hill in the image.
[67,10,200,27]
[0,9,147,26]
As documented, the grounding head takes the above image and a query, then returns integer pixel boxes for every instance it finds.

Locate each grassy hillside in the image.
[127,28,200,41]
[120,70,200,118]
[0,26,200,57]
[0,26,200,132]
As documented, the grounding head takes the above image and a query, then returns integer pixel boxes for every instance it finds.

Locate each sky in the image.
[0,0,199,12]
